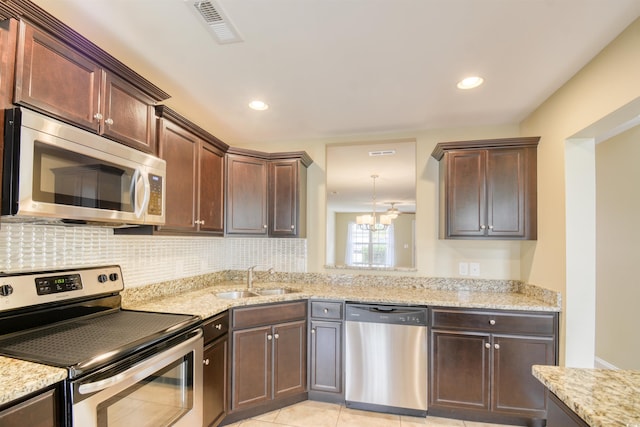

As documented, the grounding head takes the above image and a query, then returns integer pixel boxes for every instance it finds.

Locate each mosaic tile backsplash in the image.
[0,223,307,287]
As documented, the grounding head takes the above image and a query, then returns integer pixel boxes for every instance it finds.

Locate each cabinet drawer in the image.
[310,301,343,320]
[431,308,556,335]
[202,311,229,344]
[232,301,306,329]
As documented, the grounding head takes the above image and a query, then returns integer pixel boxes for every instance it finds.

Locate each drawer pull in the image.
[489,319,496,325]
[203,359,210,365]
[214,324,222,330]
[323,308,329,314]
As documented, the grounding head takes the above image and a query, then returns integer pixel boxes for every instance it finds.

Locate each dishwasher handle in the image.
[346,304,428,325]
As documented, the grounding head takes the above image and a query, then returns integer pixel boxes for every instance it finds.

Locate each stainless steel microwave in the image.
[2,108,166,226]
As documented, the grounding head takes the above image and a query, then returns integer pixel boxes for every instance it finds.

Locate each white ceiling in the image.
[30,0,640,148]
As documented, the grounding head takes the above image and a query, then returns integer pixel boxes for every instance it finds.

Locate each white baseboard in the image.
[594,356,619,369]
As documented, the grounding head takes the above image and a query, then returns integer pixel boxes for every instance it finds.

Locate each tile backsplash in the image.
[0,223,307,287]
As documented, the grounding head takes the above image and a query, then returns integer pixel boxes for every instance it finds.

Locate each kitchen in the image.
[0,0,639,426]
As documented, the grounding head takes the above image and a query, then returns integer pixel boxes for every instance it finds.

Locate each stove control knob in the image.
[0,284,13,296]
[109,273,119,282]
[98,274,108,283]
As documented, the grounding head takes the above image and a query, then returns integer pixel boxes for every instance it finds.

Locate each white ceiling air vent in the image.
[369,150,396,157]
[190,0,243,44]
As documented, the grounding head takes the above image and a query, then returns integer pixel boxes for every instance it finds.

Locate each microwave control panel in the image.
[148,174,163,216]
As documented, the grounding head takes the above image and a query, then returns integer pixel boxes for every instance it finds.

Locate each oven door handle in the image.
[77,328,202,395]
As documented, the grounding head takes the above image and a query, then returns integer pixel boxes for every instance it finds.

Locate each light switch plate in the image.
[459,262,469,276]
[470,262,480,276]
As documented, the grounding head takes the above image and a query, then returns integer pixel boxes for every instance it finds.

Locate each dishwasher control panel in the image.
[345,303,427,326]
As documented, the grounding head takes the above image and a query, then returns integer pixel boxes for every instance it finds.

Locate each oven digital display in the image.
[35,274,83,295]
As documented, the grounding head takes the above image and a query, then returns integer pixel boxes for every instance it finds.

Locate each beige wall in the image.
[595,125,640,369]
[520,17,640,365]
[240,123,522,279]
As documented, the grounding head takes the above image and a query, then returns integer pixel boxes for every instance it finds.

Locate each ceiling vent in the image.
[369,150,396,157]
[190,0,243,44]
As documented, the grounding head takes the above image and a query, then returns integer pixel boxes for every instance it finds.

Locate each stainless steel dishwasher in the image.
[345,303,428,417]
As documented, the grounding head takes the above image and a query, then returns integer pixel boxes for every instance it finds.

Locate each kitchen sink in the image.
[216,291,259,299]
[254,288,299,295]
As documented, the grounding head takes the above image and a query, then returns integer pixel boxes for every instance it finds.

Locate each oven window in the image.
[33,141,135,212]
[96,354,194,427]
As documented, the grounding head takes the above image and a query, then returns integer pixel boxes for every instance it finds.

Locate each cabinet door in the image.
[203,337,228,427]
[486,149,526,237]
[198,142,225,233]
[226,155,268,235]
[0,388,58,427]
[102,72,156,153]
[430,330,490,410]
[157,119,198,231]
[14,21,101,132]
[269,160,298,236]
[231,326,272,411]
[491,334,555,416]
[445,150,487,237]
[273,320,306,400]
[310,320,342,394]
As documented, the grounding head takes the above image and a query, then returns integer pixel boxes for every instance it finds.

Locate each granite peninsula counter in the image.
[533,365,640,427]
[0,356,66,406]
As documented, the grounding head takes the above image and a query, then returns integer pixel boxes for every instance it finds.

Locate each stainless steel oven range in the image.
[0,265,203,427]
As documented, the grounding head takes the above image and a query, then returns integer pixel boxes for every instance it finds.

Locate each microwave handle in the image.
[130,168,150,218]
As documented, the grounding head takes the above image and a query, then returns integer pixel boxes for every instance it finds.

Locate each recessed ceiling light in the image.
[248,100,269,111]
[457,76,484,90]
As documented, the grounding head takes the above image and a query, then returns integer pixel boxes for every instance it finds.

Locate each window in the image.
[345,222,395,267]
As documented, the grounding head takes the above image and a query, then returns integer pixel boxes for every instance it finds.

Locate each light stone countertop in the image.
[0,356,67,406]
[533,365,640,427]
[122,280,561,320]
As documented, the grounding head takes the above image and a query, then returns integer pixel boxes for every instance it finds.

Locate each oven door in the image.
[71,329,203,427]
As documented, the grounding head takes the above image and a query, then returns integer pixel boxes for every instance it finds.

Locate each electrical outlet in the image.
[459,262,469,276]
[470,262,480,276]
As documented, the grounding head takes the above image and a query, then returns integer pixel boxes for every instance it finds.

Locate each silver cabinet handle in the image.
[105,118,114,125]
[485,343,491,349]
[214,324,222,330]
[489,225,494,230]
[267,334,273,340]
[480,225,486,229]
[494,344,500,350]
[93,113,103,120]
[203,359,210,365]
[274,333,279,339]
[489,319,496,325]
[311,328,315,334]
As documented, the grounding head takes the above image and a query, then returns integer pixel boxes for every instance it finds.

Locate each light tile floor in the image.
[225,400,523,427]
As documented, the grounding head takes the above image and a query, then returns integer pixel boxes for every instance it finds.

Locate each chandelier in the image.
[356,174,392,231]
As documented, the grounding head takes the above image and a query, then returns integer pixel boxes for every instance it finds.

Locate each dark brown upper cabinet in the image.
[156,106,228,235]
[13,19,169,153]
[431,137,539,240]
[225,148,312,237]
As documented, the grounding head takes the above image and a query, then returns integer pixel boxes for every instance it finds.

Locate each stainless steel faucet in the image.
[247,266,274,290]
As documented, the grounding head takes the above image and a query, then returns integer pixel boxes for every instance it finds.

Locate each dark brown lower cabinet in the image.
[203,337,228,427]
[429,308,557,426]
[202,312,229,427]
[309,320,342,394]
[229,301,307,418]
[0,388,58,427]
[545,392,589,427]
